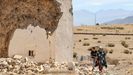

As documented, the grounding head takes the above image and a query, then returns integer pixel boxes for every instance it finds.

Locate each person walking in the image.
[90,47,98,71]
[97,46,107,72]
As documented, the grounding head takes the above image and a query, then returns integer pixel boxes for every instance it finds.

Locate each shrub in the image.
[116,27,124,30]
[121,41,128,48]
[73,52,77,58]
[83,43,90,46]
[123,50,130,54]
[103,34,106,36]
[121,41,126,44]
[79,40,82,42]
[125,37,131,40]
[97,41,101,43]
[124,44,128,48]
[100,27,124,30]
[92,37,98,40]
[129,48,133,50]
[109,49,113,54]
[93,34,96,36]
[130,52,132,54]
[107,43,115,47]
[84,38,89,40]
[124,50,129,54]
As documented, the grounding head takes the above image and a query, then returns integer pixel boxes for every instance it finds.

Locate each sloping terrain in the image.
[106,16,133,24]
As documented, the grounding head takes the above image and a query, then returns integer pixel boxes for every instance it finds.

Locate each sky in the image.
[73,0,133,13]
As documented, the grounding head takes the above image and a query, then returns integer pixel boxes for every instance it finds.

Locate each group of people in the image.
[90,46,107,72]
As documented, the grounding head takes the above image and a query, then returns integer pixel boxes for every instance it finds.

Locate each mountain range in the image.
[74,9,133,25]
[105,16,133,24]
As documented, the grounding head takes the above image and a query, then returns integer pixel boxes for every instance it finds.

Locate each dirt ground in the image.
[73,24,133,75]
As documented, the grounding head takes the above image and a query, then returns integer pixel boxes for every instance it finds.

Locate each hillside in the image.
[105,16,133,24]
[74,9,133,25]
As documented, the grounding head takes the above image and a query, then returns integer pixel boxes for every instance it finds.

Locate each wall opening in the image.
[8,25,51,62]
[29,50,34,57]
[0,0,62,57]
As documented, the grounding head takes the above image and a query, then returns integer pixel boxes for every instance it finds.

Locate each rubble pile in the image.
[0,55,111,75]
[0,55,74,75]
[75,62,112,75]
[75,63,93,75]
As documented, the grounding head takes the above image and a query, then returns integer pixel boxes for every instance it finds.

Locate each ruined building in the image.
[0,0,73,62]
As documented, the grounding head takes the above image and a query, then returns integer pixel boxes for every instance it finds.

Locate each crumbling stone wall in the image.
[54,0,73,62]
[0,0,62,57]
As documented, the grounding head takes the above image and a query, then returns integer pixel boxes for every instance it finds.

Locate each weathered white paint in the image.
[9,0,73,62]
[54,0,73,62]
[9,25,50,62]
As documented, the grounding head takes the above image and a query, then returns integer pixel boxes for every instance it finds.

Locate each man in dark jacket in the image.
[90,47,98,71]
[97,46,107,72]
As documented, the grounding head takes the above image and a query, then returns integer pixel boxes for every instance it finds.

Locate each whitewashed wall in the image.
[9,0,73,62]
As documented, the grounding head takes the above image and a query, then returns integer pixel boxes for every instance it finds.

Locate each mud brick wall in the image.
[0,0,73,62]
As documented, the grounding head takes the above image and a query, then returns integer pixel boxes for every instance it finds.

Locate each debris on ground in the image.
[0,55,116,75]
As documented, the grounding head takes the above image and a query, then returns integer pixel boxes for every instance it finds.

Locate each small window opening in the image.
[29,50,34,57]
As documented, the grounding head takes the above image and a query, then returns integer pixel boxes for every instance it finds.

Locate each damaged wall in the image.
[0,0,62,57]
[54,0,73,62]
[9,25,51,62]
[0,0,73,62]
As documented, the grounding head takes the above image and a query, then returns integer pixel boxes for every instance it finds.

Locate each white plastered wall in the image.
[8,0,73,62]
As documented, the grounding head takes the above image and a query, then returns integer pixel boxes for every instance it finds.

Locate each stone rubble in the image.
[0,55,112,75]
[13,55,22,59]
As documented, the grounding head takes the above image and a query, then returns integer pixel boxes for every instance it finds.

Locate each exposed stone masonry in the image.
[0,0,63,57]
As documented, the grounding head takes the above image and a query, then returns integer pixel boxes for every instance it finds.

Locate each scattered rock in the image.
[37,65,44,72]
[0,56,113,75]
[13,55,22,59]
[68,62,75,71]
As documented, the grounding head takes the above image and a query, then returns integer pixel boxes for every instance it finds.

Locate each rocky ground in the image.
[0,55,114,75]
[73,25,133,75]
[0,55,133,75]
[0,55,74,75]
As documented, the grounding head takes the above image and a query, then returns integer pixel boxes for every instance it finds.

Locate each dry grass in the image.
[109,49,114,54]
[97,41,101,43]
[79,40,82,42]
[125,37,131,40]
[121,41,128,48]
[107,43,115,47]
[84,38,89,40]
[92,37,98,40]
[123,50,132,54]
[129,48,133,50]
[73,52,77,58]
[83,43,90,46]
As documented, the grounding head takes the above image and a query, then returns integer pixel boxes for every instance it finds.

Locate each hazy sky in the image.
[73,0,133,12]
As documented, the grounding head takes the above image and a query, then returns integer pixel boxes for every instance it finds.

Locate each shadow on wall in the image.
[0,0,62,57]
